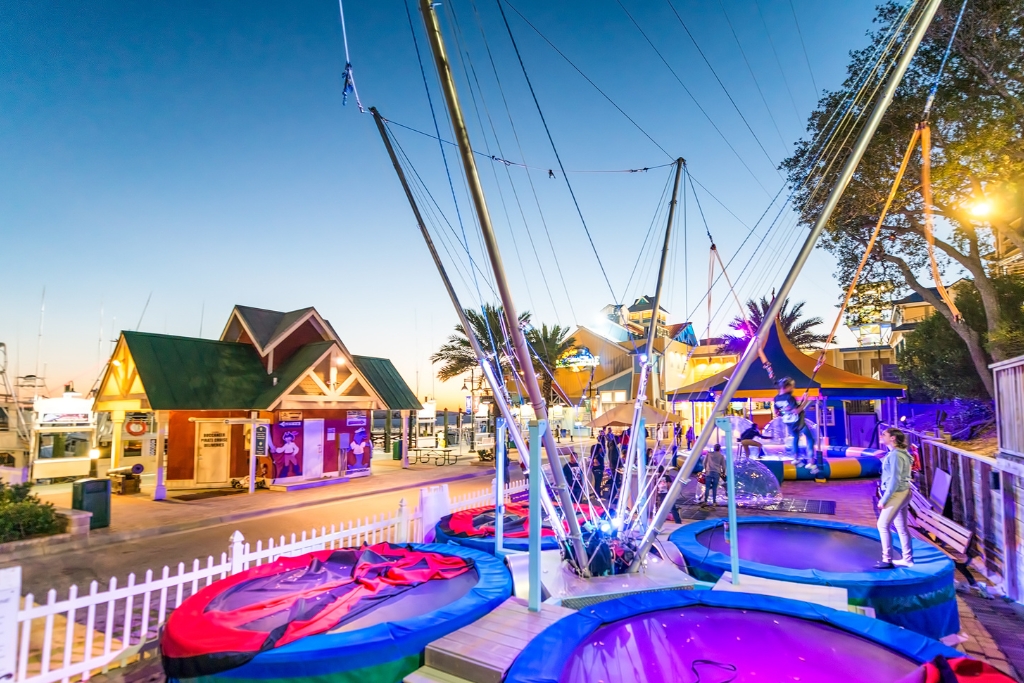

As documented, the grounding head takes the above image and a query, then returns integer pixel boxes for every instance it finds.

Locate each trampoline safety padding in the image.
[504,591,962,683]
[161,542,512,683]
[670,517,958,640]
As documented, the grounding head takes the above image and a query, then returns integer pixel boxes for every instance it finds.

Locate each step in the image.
[403,666,473,683]
[420,597,575,683]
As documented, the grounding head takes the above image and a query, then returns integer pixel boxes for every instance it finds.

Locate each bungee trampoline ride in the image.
[433,502,604,555]
[161,543,511,683]
[504,591,964,683]
[670,517,959,640]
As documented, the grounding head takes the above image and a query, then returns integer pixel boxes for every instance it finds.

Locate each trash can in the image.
[392,441,402,460]
[446,429,459,446]
[72,478,111,529]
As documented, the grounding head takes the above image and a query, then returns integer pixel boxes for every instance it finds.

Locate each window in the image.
[614,391,627,403]
[844,359,862,376]
[600,392,614,404]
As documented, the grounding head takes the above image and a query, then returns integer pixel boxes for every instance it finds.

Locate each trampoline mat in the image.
[561,606,920,683]
[695,522,906,573]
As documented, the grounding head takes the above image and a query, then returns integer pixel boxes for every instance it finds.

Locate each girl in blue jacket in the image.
[876,427,915,568]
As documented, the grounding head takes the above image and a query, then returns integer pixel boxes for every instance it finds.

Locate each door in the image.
[196,422,230,484]
[847,413,880,448]
[303,419,324,479]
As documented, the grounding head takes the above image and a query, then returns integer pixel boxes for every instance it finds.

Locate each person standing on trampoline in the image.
[876,427,915,569]
[773,378,819,474]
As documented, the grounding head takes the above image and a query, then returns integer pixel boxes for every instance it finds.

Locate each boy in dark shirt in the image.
[739,424,764,458]
[773,377,818,474]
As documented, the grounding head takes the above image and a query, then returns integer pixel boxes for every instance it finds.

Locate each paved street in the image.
[11,469,509,598]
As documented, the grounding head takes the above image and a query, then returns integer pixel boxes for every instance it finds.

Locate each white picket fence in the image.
[14,479,527,683]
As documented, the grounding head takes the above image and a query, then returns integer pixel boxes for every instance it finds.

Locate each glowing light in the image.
[335,357,346,366]
[611,518,623,530]
[111,359,121,367]
[89,448,101,460]
[969,200,993,217]
[600,522,612,534]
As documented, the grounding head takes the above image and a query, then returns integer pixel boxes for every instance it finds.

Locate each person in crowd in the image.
[685,424,695,450]
[658,472,683,523]
[606,432,621,500]
[702,444,726,507]
[876,427,915,569]
[590,437,606,497]
[773,377,819,474]
[739,423,766,458]
[563,452,584,500]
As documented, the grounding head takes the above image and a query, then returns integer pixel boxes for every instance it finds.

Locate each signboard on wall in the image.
[254,425,268,456]
[34,396,94,427]
[278,411,303,422]
[346,411,367,427]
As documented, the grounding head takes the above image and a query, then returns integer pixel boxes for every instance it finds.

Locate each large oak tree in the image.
[782,0,1024,396]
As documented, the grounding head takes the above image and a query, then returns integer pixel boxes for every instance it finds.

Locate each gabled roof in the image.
[251,341,334,409]
[227,305,318,353]
[627,296,669,314]
[351,356,422,411]
[122,332,272,410]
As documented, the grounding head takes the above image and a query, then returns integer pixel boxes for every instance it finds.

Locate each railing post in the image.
[396,497,410,544]
[229,531,246,575]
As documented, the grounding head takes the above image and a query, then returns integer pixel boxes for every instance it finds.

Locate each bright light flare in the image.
[969,200,993,217]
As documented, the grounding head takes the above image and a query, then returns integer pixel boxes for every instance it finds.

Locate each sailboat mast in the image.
[415,2,591,572]
[633,0,946,569]
[370,107,568,545]
[616,158,684,518]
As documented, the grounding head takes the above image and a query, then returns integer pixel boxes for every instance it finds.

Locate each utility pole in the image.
[417,0,590,572]
[633,0,945,570]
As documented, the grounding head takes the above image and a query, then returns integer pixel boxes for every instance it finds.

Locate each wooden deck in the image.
[404,597,575,683]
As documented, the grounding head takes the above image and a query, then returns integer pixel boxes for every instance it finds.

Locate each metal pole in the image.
[370,107,567,545]
[717,417,740,584]
[496,418,507,555]
[418,0,589,572]
[632,0,944,569]
[617,158,685,518]
[528,420,544,611]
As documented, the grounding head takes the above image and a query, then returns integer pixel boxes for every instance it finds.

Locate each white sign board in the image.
[0,566,21,682]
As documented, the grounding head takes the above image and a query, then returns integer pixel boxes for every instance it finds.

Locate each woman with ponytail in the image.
[876,427,915,568]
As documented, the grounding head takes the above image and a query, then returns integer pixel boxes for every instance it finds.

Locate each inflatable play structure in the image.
[670,517,958,640]
[504,591,961,683]
[161,543,511,683]
[668,320,904,481]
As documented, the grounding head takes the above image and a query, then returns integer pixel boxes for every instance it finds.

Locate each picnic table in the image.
[409,447,459,466]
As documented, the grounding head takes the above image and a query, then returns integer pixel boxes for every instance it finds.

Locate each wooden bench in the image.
[908,486,973,564]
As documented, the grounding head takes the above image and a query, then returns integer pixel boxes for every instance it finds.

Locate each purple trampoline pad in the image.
[696,521,906,572]
[562,606,920,683]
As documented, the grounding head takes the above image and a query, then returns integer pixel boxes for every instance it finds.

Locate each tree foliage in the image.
[718,297,826,355]
[898,276,1024,400]
[782,0,1024,396]
[526,323,577,404]
[430,304,530,383]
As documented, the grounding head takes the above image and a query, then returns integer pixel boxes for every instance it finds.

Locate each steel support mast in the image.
[417,1,590,572]
[616,158,684,519]
[631,0,945,570]
[370,107,568,546]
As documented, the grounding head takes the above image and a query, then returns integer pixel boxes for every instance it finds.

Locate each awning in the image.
[667,320,905,402]
[589,403,682,428]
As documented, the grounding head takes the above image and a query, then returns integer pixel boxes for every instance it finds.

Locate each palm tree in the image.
[718,297,827,355]
[526,323,577,404]
[431,304,530,382]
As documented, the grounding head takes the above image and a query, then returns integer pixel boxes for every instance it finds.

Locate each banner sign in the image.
[346,410,367,427]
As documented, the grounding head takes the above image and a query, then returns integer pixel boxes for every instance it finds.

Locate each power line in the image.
[786,0,820,97]
[752,0,804,125]
[498,0,673,161]
[664,0,783,175]
[613,0,773,196]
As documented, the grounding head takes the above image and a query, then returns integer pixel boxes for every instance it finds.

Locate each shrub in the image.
[0,482,67,544]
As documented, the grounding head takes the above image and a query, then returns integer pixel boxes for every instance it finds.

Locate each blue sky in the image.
[1,0,880,407]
